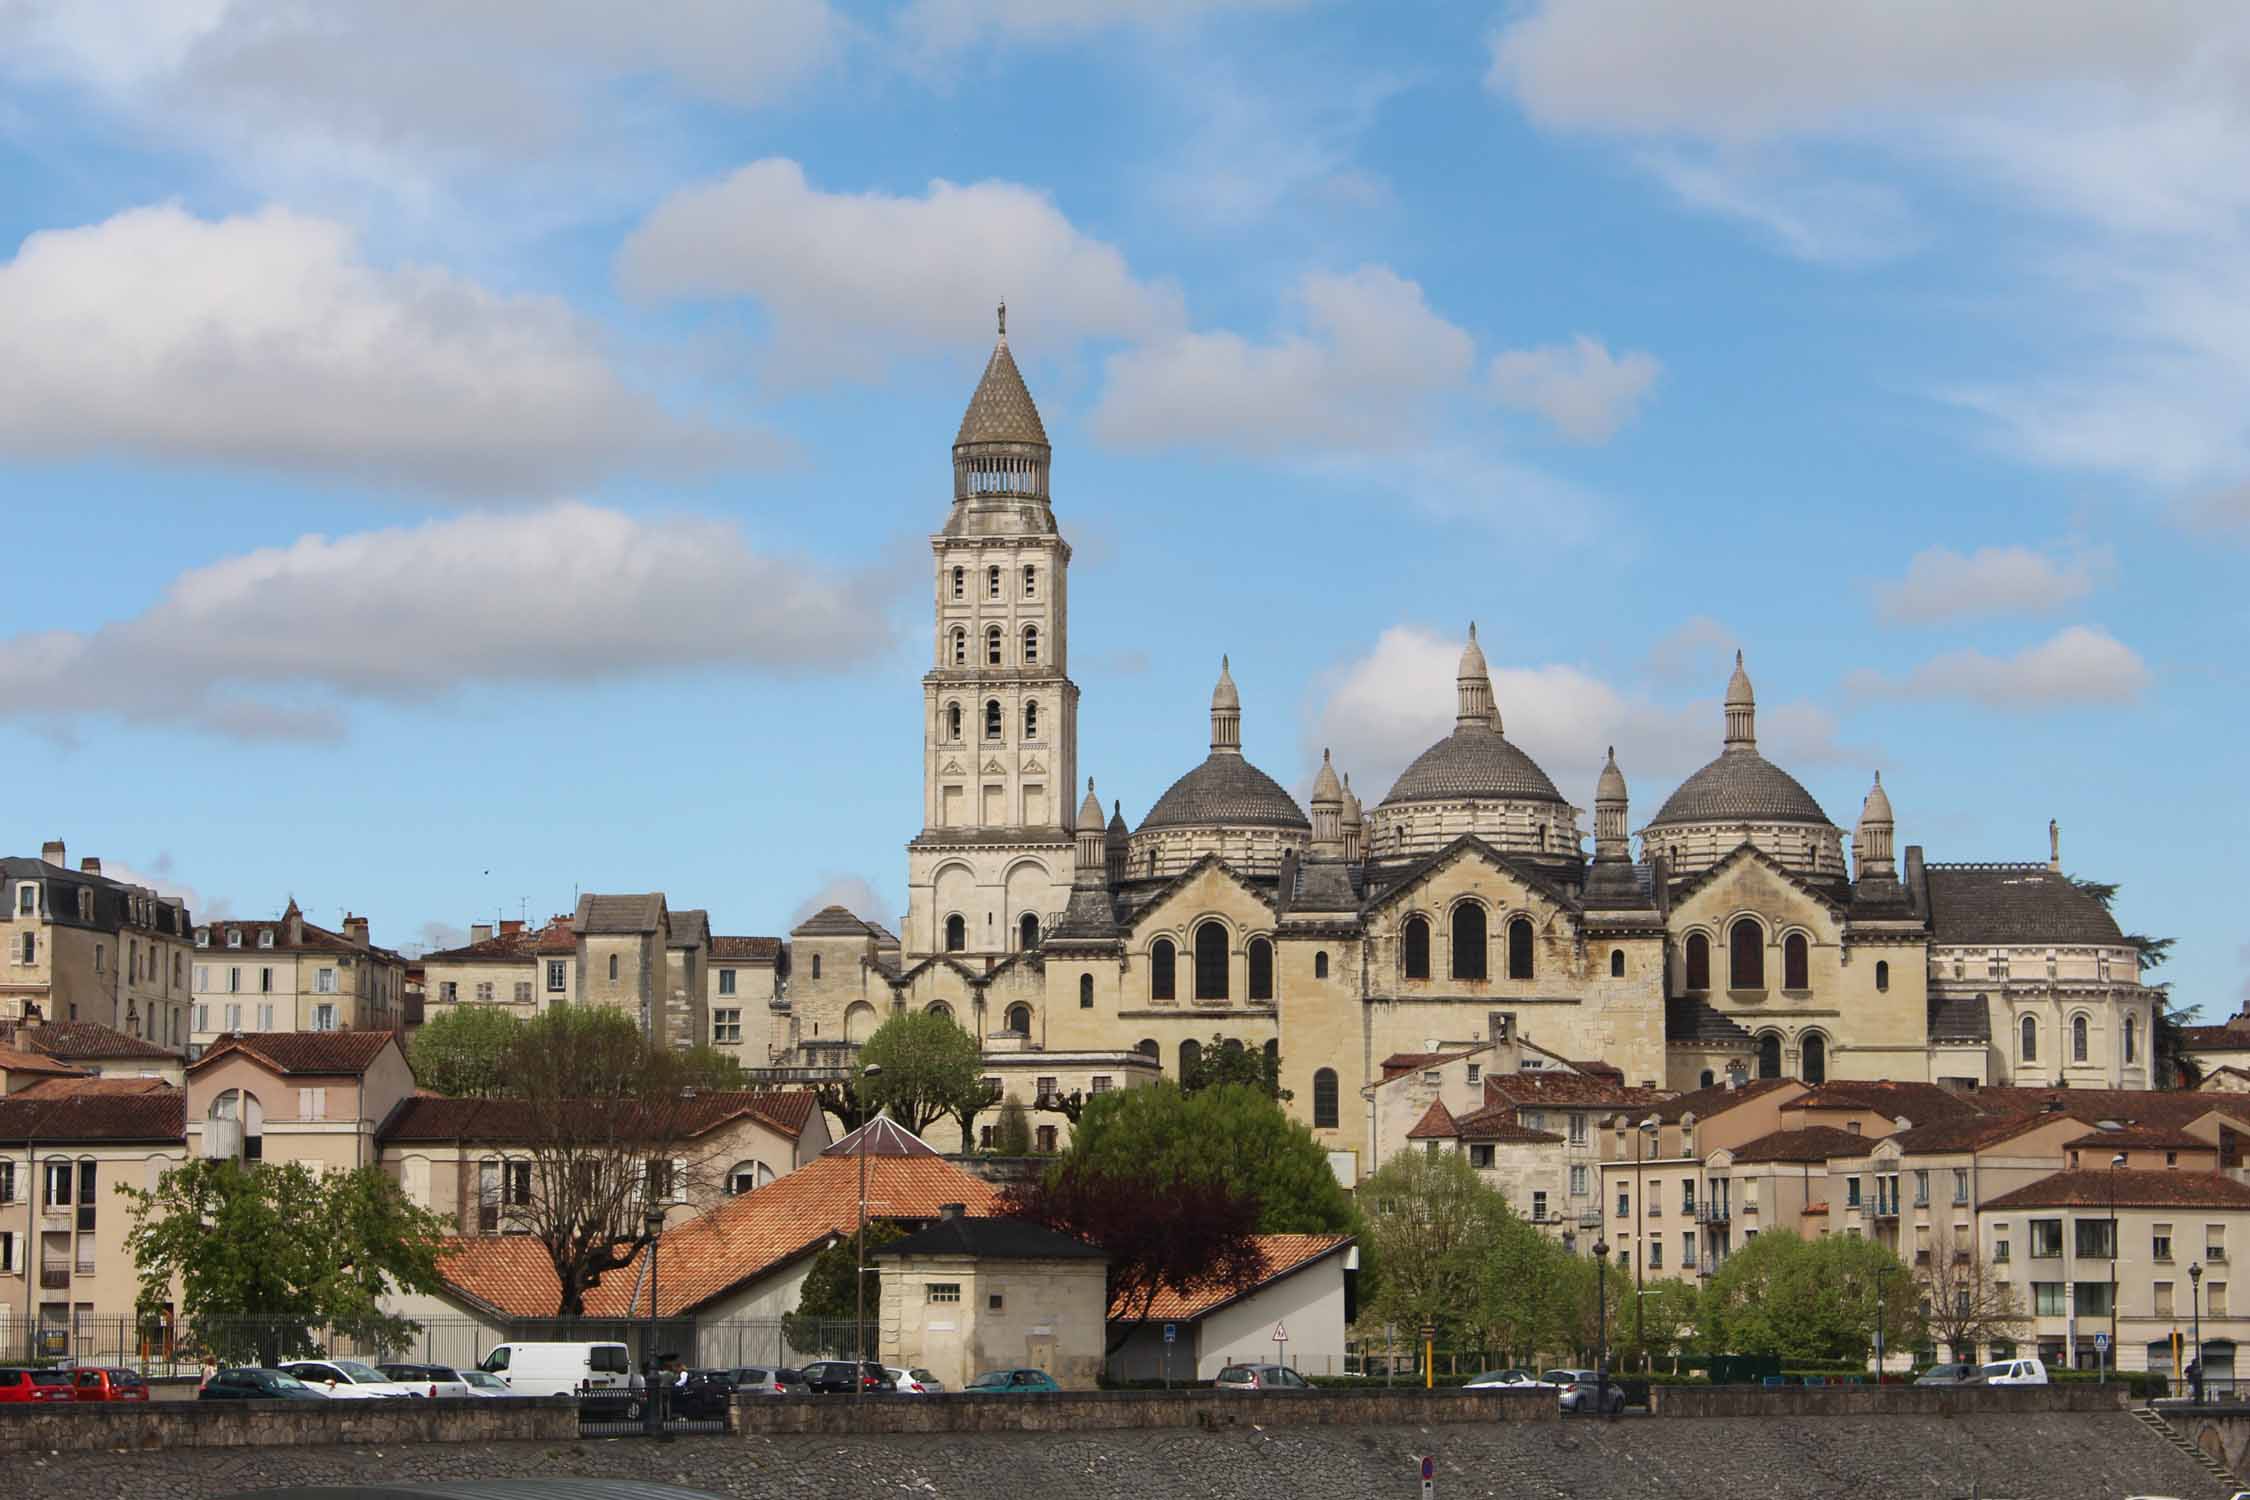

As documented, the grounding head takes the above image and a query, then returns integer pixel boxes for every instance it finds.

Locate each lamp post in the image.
[2107,1152,2125,1386]
[2191,1262,2204,1404]
[641,1203,664,1434]
[855,1062,883,1403]
[1593,1237,1610,1419]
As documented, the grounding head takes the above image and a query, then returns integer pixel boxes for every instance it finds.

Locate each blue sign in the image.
[1421,1456,1434,1480]
[1163,1323,1176,1344]
[2095,1332,2111,1352]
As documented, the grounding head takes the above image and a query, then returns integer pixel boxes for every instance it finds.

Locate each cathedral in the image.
[776,312,2159,1181]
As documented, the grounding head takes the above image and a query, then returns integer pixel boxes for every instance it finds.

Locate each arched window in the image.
[988,565,1001,599]
[1730,918,1765,990]
[946,702,962,740]
[1005,1003,1032,1035]
[1610,948,1625,978]
[1222,1037,1245,1055]
[1023,565,1037,598]
[1801,1032,1826,1084]
[951,566,964,600]
[1137,1038,1158,1059]
[1150,939,1177,1001]
[986,627,1002,666]
[1756,1032,1782,1079]
[2071,1014,2089,1063]
[926,1001,953,1021]
[1403,917,1431,980]
[985,700,1002,739]
[1314,951,1329,979]
[945,915,966,952]
[2125,1014,2139,1064]
[1024,701,1040,738]
[1507,918,1534,980]
[1179,1037,1201,1078]
[607,953,619,982]
[1783,933,1810,990]
[1312,1067,1339,1128]
[1685,933,1711,991]
[951,629,967,666]
[1079,973,1094,1009]
[1248,939,1274,1001]
[1875,960,1889,993]
[1700,1070,1716,1089]
[1020,912,1039,950]
[1451,903,1488,980]
[1195,921,1230,1000]
[2020,1015,2038,1062]
[1023,626,1039,666]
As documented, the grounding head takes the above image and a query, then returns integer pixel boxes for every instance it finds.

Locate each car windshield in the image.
[910,1369,936,1382]
[332,1361,387,1383]
[1980,1363,2013,1376]
[967,1372,1009,1389]
[266,1372,310,1391]
[479,1350,509,1372]
[463,1371,506,1389]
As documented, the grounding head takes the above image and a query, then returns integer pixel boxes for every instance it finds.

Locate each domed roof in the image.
[1595,745,1627,803]
[1647,750,1832,828]
[1107,799,1128,835]
[1379,724,1566,808]
[1310,749,1344,806]
[1140,754,1310,832]
[1860,771,1893,825]
[1078,777,1104,828]
[954,306,1048,450]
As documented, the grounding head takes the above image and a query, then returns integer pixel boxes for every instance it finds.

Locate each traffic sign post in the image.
[1420,1454,1435,1500]
[1162,1323,1175,1391]
[2096,1330,2110,1386]
[1273,1319,1289,1368]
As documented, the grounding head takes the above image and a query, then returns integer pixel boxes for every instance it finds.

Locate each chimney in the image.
[343,915,370,945]
[471,923,495,944]
[2049,819,2060,872]
[78,857,101,876]
[940,1202,965,1221]
[41,840,64,869]
[500,919,524,936]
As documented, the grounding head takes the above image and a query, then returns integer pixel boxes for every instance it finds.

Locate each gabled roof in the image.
[1378,1048,1482,1083]
[0,1090,184,1144]
[1108,1234,1354,1324]
[1483,1071,1670,1111]
[1650,1076,1799,1123]
[574,893,666,935]
[875,1215,1105,1262]
[2063,1124,2209,1152]
[1359,835,1581,921]
[1120,853,1280,928]
[423,919,572,963]
[1730,1125,1875,1164]
[709,936,784,961]
[379,1089,817,1146]
[20,1020,177,1062]
[190,1030,398,1077]
[9,1074,171,1099]
[792,905,881,938]
[1454,1105,1565,1144]
[1985,1168,2250,1212]
[1665,841,1846,919]
[198,909,401,963]
[667,909,710,948]
[1406,1098,1459,1140]
[1780,1080,1982,1124]
[1922,864,2124,947]
[0,1041,86,1076]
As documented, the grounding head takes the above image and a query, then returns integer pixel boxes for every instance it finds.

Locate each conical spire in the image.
[1311,748,1345,806]
[1075,777,1109,888]
[1341,772,1364,863]
[1210,655,1242,753]
[1078,775,1104,827]
[1456,622,1499,732]
[1593,746,1630,861]
[1854,771,1896,884]
[952,303,1050,504]
[1595,745,1627,804]
[1310,749,1345,857]
[1722,650,1756,751]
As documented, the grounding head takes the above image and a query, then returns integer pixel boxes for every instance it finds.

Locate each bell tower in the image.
[906,307,1081,960]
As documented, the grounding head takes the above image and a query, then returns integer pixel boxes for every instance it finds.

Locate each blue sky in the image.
[0,2,2243,1012]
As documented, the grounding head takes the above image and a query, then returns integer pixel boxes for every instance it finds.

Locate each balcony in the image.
[1870,1201,1899,1220]
[1578,1210,1604,1229]
[1695,1202,1730,1225]
[39,1266,70,1290]
[1697,1254,1718,1278]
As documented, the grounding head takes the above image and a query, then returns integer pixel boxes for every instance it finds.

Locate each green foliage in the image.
[677,1045,748,1090]
[784,1220,906,1354]
[993,1098,1034,1156]
[120,1157,449,1365]
[1181,1035,1291,1102]
[1061,1081,1357,1234]
[1700,1232,1920,1362]
[407,1005,523,1097]
[856,1009,994,1135]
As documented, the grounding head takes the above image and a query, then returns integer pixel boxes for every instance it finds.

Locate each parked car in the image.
[666,1372,736,1421]
[198,1368,328,1401]
[1978,1357,2050,1386]
[459,1370,516,1397]
[475,1342,636,1398]
[1464,1369,1540,1388]
[282,1359,416,1399]
[964,1368,1062,1394]
[1547,1369,1627,1414]
[0,1368,78,1404]
[884,1366,946,1394]
[71,1368,150,1402]
[1215,1364,1313,1392]
[724,1366,811,1396]
[1914,1362,1978,1387]
[377,1363,474,1398]
[801,1360,895,1394]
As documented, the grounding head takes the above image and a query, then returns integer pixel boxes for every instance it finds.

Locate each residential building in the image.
[14,1022,184,1085]
[188,902,405,1050]
[1106,1233,1357,1382]
[418,917,574,1026]
[961,1044,1163,1155]
[572,893,679,1042]
[705,936,786,1067]
[874,1205,1111,1390]
[0,843,195,1050]
[183,1031,414,1173]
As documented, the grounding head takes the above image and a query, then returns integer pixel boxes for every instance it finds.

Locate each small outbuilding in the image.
[873,1205,1109,1390]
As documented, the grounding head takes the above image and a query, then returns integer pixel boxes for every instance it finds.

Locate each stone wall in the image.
[2162,1402,2250,1479]
[731,1385,1552,1435]
[1649,1382,2130,1418]
[0,1395,578,1455]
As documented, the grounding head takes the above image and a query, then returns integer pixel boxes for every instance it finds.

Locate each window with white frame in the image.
[475,981,495,1002]
[718,968,737,996]
[258,929,274,949]
[312,1004,336,1031]
[194,1004,209,1032]
[927,1283,962,1302]
[1569,1113,1587,1146]
[713,1009,742,1044]
[255,1004,274,1030]
[223,1003,241,1030]
[226,966,240,993]
[227,929,242,949]
[514,981,532,1002]
[314,967,337,994]
[547,960,566,992]
[1570,1165,1589,1196]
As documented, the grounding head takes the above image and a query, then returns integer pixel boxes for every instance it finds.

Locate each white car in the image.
[461,1370,517,1397]
[884,1365,947,1394]
[1464,1369,1540,1388]
[1976,1356,2049,1386]
[281,1359,416,1399]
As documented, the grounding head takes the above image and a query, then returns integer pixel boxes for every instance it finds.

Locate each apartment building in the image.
[183,1031,413,1173]
[188,902,405,1051]
[419,917,575,1025]
[418,894,703,1047]
[0,843,195,1050]
[1602,1077,1808,1281]
[15,1021,184,1084]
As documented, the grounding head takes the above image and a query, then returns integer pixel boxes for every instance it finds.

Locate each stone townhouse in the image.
[704,936,786,1068]
[766,312,2164,1187]
[12,1021,184,1084]
[0,842,195,1051]
[419,916,576,1024]
[188,901,405,1051]
[419,895,705,1048]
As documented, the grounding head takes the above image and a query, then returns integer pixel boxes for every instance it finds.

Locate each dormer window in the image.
[227,929,243,949]
[258,930,275,949]
[16,883,36,917]
[195,928,210,948]
[77,888,93,922]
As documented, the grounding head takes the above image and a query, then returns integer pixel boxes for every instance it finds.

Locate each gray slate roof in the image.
[1922,865,2125,946]
[1378,725,1565,808]
[792,904,880,938]
[873,1215,1105,1262]
[573,893,666,934]
[955,338,1049,449]
[1139,753,1309,833]
[1666,997,1753,1045]
[1928,992,1993,1043]
[667,909,709,948]
[1647,748,1833,828]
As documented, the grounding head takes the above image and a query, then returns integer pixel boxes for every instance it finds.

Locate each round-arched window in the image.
[1314,951,1329,980]
[1451,903,1487,981]
[1730,919,1765,990]
[1801,1032,1827,1084]
[1402,917,1431,980]
[2021,1015,2038,1062]
[2072,1014,2089,1063]
[945,914,966,952]
[1783,933,1810,990]
[1150,938,1177,1001]
[1756,1033,1782,1079]
[1248,938,1274,1002]
[1685,933,1711,991]
[1312,1068,1339,1128]
[1020,912,1039,950]
[1507,918,1535,980]
[1194,921,1230,1001]
[1610,948,1625,978]
[1079,973,1094,1009]
[1005,1003,1032,1035]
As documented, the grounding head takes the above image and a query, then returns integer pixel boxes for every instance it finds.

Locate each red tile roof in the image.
[1454,1105,1565,1145]
[1650,1076,1799,1122]
[1483,1072,1670,1111]
[1780,1080,1983,1123]
[200,909,401,963]
[0,1042,85,1075]
[11,1075,170,1098]
[709,936,783,961]
[381,1089,818,1146]
[1378,1049,1481,1082]
[1405,1098,1459,1140]
[0,1090,184,1143]
[1730,1125,1877,1164]
[423,919,574,962]
[190,1030,399,1077]
[2063,1124,2211,1152]
[1984,1168,2250,1212]
[20,1021,177,1061]
[1109,1234,1353,1323]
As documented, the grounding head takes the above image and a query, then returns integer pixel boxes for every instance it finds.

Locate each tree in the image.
[783,1220,907,1355]
[854,1010,993,1136]
[677,1045,748,1091]
[1181,1035,1292,1102]
[2072,875,2191,1084]
[992,1098,1034,1156]
[407,1005,523,1097]
[1358,1151,1510,1337]
[1701,1232,1919,1362]
[1916,1224,2030,1362]
[499,1006,729,1315]
[121,1158,449,1366]
[1057,1081,1357,1234]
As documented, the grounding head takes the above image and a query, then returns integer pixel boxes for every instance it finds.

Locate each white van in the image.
[1977,1356,2050,1386]
[476,1342,637,1398]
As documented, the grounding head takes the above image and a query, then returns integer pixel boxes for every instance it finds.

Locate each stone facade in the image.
[0,843,196,1050]
[188,902,405,1049]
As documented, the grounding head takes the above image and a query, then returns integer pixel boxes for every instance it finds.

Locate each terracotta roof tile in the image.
[1378,1049,1479,1083]
[21,1021,176,1061]
[0,1090,184,1143]
[424,919,573,962]
[1482,1072,1670,1111]
[1730,1125,1877,1164]
[1453,1105,1564,1144]
[189,1030,398,1077]
[10,1075,169,1098]
[1780,1080,1983,1123]
[709,936,783,961]
[1650,1076,1797,1122]
[0,1042,85,1074]
[1405,1098,1459,1140]
[1984,1168,2250,1212]
[1108,1235,1353,1323]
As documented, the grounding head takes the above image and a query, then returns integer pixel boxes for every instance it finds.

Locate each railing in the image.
[1577,1210,1604,1228]
[1695,1202,1729,1224]
[1697,1254,1717,1277]
[39,1266,70,1289]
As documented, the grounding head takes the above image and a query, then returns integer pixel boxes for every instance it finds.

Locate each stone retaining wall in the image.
[0,1395,579,1455]
[1649,1382,2131,1418]
[732,1385,1555,1435]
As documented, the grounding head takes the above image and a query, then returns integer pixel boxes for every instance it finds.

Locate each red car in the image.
[0,1368,78,1403]
[72,1368,151,1402]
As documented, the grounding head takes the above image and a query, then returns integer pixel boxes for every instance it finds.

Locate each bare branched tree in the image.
[1915,1222,2031,1361]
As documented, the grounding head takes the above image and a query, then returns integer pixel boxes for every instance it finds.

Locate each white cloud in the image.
[0,205,736,492]
[2177,483,2250,539]
[900,0,1309,55]
[618,159,1182,382]
[95,853,220,919]
[1090,266,1473,455]
[1304,623,1852,817]
[1846,625,2150,708]
[1643,615,1737,685]
[1636,148,1923,266]
[1872,544,2112,625]
[1487,334,1661,442]
[791,873,895,931]
[0,502,888,742]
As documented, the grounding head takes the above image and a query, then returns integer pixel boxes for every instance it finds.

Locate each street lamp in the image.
[855,1062,884,1403]
[1592,1237,1610,1418]
[2108,1152,2125,1385]
[641,1203,664,1434]
[2190,1261,2204,1403]
[1634,1117,1658,1357]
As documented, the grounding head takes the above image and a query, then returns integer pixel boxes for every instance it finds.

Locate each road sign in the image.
[1163,1323,1176,1344]
[1420,1454,1435,1500]
[2095,1332,2111,1352]
[1273,1321,1289,1343]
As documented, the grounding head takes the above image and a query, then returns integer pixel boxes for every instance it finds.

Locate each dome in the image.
[1860,770,1893,825]
[954,308,1049,450]
[1310,748,1344,806]
[1140,754,1310,832]
[1595,745,1627,804]
[1379,724,1566,808]
[1647,751,1832,827]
